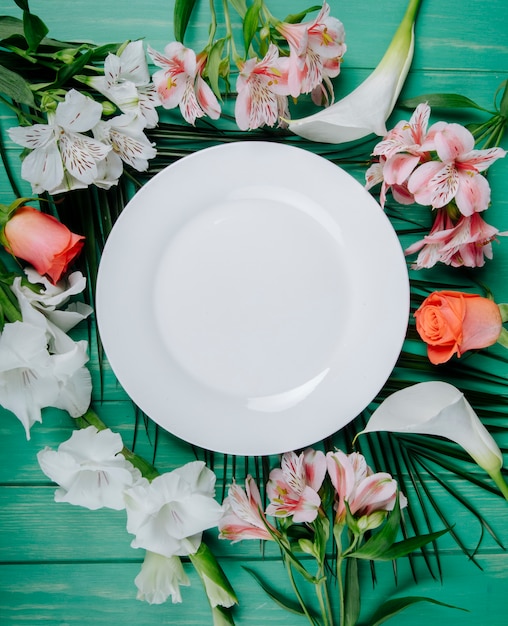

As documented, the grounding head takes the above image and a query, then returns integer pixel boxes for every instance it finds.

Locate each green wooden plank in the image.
[0,554,507,625]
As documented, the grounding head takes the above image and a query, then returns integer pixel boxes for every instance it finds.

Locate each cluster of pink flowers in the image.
[366,103,506,269]
[148,2,346,131]
[218,448,404,542]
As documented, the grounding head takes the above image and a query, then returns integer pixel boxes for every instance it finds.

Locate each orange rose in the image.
[414,291,502,365]
[2,206,84,284]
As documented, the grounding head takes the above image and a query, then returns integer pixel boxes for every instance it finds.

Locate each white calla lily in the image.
[358,381,508,499]
[287,0,421,144]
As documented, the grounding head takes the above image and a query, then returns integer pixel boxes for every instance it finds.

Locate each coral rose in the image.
[2,206,84,284]
[414,290,502,364]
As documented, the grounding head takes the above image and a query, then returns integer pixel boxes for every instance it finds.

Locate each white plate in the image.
[96,142,409,456]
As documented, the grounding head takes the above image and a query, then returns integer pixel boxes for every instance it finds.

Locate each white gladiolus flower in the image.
[0,321,61,437]
[287,0,421,144]
[37,426,143,510]
[135,552,190,604]
[359,381,508,499]
[124,461,224,558]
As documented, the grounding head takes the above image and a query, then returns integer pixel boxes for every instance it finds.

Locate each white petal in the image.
[59,131,110,184]
[361,381,503,474]
[20,141,64,193]
[55,89,103,132]
[135,553,190,605]
[93,152,123,189]
[119,40,151,85]
[8,123,55,149]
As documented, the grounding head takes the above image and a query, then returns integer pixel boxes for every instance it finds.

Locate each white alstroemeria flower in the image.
[359,381,508,499]
[16,269,93,330]
[84,40,160,128]
[287,0,421,144]
[8,89,111,194]
[124,461,224,558]
[93,113,157,174]
[135,552,190,604]
[12,271,92,355]
[37,426,142,510]
[0,321,91,437]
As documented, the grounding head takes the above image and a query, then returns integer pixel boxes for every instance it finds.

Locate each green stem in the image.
[337,556,345,626]
[316,563,333,626]
[222,0,239,63]
[285,558,319,626]
[75,408,159,480]
[207,0,218,48]
[489,468,508,501]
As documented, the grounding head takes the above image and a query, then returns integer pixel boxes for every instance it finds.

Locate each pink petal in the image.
[434,123,475,162]
[409,161,458,208]
[455,171,491,216]
[383,153,420,185]
[195,76,221,120]
[458,146,506,173]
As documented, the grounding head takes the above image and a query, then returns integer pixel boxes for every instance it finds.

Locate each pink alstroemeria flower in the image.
[219,475,274,543]
[406,209,503,269]
[276,2,346,97]
[266,449,326,523]
[408,123,506,216]
[365,156,416,208]
[326,450,403,526]
[404,208,455,269]
[148,43,221,125]
[235,44,291,131]
[367,103,442,207]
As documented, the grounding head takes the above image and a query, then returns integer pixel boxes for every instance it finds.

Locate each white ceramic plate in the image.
[96,142,409,456]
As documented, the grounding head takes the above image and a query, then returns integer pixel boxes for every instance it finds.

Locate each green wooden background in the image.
[1,0,508,624]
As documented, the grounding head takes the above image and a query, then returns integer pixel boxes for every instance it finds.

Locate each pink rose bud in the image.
[3,206,84,284]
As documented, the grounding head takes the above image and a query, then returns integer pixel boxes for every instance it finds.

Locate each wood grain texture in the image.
[0,0,508,624]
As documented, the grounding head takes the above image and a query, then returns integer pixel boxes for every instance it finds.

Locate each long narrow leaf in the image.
[243,566,315,617]
[173,0,198,43]
[367,596,467,626]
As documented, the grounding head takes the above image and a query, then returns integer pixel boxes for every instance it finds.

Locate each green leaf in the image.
[243,0,262,54]
[366,595,467,626]
[400,93,494,113]
[283,5,322,24]
[344,558,360,626]
[243,566,316,617]
[371,528,450,561]
[52,48,94,89]
[0,16,25,41]
[173,0,198,43]
[229,0,248,18]
[0,65,35,106]
[206,38,226,100]
[13,0,30,11]
[22,10,49,52]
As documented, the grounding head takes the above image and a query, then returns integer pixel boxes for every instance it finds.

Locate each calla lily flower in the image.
[358,381,508,499]
[287,0,421,144]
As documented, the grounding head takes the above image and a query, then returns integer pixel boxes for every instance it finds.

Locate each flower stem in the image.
[284,558,319,626]
[337,556,345,626]
[489,468,508,501]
